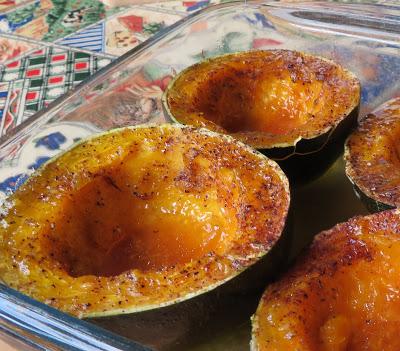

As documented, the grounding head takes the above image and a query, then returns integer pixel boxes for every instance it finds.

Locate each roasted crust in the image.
[164,50,360,149]
[0,124,289,318]
[251,209,400,351]
[345,97,400,208]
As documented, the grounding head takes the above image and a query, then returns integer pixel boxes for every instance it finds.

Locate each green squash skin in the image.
[163,102,360,186]
[161,49,360,186]
[344,98,400,213]
[351,183,395,213]
[90,208,294,351]
[262,103,360,185]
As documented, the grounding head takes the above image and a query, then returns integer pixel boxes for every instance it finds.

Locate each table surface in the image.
[0,0,236,139]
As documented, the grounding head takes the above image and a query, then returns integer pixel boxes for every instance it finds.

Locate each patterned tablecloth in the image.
[0,0,230,136]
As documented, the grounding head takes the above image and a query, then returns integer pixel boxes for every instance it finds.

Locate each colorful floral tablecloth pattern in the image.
[0,0,230,136]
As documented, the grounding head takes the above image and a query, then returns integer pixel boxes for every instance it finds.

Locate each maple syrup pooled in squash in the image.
[251,209,400,351]
[0,125,289,317]
[345,97,400,211]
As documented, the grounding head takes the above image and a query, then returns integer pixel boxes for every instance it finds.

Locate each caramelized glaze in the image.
[252,210,400,351]
[165,50,360,148]
[49,148,240,276]
[0,125,289,317]
[345,97,400,208]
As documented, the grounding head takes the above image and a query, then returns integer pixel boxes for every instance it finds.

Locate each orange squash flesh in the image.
[164,50,360,149]
[47,154,239,277]
[0,124,289,318]
[251,209,400,351]
[345,97,400,210]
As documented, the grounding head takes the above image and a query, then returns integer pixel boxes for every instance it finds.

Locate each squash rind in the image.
[344,97,400,212]
[251,208,400,350]
[0,123,290,319]
[162,50,360,182]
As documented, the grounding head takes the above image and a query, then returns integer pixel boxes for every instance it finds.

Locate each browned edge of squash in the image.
[162,50,360,183]
[0,123,293,349]
[251,208,400,351]
[345,97,400,212]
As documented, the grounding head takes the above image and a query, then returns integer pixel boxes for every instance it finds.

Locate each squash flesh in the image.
[165,50,360,148]
[252,210,400,351]
[0,125,289,317]
[48,150,240,277]
[345,97,400,208]
[191,61,323,135]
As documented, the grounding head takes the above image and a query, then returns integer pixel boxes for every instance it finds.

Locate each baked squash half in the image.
[163,50,360,183]
[251,209,400,351]
[0,124,290,318]
[345,97,400,212]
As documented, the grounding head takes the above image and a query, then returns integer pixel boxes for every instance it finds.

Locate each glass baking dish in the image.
[0,1,399,350]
